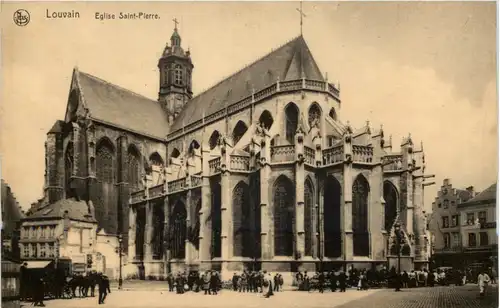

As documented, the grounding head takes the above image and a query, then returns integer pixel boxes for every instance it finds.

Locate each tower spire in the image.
[296,1,306,35]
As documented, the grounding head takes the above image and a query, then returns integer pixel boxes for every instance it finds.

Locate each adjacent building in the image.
[429,179,476,267]
[1,180,25,260]
[458,183,497,268]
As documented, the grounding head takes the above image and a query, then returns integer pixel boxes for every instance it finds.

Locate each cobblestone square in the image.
[21,285,498,308]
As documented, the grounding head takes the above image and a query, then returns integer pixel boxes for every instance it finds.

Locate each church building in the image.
[40,24,434,281]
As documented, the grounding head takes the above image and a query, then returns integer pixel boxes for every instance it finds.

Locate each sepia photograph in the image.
[0,1,498,308]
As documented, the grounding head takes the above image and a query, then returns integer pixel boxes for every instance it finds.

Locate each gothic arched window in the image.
[174,65,183,86]
[96,139,114,183]
[65,142,74,197]
[352,175,370,256]
[128,146,141,189]
[170,201,187,259]
[211,182,222,258]
[152,204,165,259]
[383,181,398,232]
[135,207,146,260]
[149,152,164,167]
[209,131,221,150]
[285,103,299,144]
[273,175,295,256]
[259,110,274,130]
[324,176,342,258]
[329,108,337,121]
[232,182,252,257]
[304,178,315,257]
[308,103,321,128]
[232,121,248,146]
[188,140,201,157]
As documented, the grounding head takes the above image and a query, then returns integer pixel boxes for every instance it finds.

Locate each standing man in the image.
[98,274,111,304]
[477,269,491,297]
[263,271,274,298]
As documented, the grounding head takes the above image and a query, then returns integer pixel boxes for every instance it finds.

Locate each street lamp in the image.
[394,223,402,292]
[118,234,123,290]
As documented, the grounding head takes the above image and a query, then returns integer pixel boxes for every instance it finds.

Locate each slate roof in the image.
[458,183,497,207]
[170,35,325,131]
[76,70,169,139]
[25,198,96,223]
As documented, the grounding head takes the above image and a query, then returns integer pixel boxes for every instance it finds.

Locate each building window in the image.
[468,233,477,247]
[479,232,489,246]
[49,226,55,238]
[451,200,456,206]
[40,244,46,258]
[23,227,29,239]
[174,65,183,86]
[443,200,449,209]
[40,227,46,238]
[466,213,475,225]
[47,244,55,258]
[444,233,451,248]
[452,232,460,248]
[478,211,487,225]
[285,103,299,144]
[442,216,449,228]
[23,245,29,258]
[438,203,441,208]
[451,215,459,227]
[31,244,37,258]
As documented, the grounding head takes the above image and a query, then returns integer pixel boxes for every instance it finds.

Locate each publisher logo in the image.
[14,9,30,27]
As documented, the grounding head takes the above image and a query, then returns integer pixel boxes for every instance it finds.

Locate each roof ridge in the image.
[192,35,303,100]
[78,70,157,103]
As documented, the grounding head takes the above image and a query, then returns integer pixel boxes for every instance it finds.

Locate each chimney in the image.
[443,178,450,186]
[466,186,474,194]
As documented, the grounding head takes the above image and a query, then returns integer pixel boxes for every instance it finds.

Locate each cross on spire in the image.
[173,17,179,30]
[296,1,307,35]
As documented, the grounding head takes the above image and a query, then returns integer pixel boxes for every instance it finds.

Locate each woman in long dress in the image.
[263,272,274,298]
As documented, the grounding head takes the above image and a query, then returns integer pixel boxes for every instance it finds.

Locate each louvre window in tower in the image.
[174,65,183,86]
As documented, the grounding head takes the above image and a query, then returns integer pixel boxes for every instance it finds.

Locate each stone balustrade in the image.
[168,177,187,193]
[304,146,315,166]
[271,145,295,163]
[190,174,202,187]
[167,79,339,140]
[149,184,164,199]
[130,190,146,204]
[382,154,403,171]
[352,145,373,163]
[230,155,250,171]
[322,144,344,165]
[209,157,221,175]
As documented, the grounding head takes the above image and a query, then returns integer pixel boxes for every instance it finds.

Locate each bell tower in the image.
[158,19,193,124]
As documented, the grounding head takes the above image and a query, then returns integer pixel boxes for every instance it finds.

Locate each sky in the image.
[0,1,497,212]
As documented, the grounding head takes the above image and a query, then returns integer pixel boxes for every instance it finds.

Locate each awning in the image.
[25,261,52,269]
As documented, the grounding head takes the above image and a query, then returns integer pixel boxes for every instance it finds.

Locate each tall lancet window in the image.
[383,181,398,232]
[273,175,295,256]
[96,140,114,184]
[65,142,74,197]
[170,201,187,259]
[285,103,299,144]
[352,175,370,256]
[304,178,315,257]
[127,146,141,190]
[232,182,252,257]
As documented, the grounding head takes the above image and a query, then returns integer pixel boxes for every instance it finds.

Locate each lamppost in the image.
[394,223,402,292]
[118,234,123,290]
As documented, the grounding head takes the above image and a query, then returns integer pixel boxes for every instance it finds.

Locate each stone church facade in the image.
[42,26,432,281]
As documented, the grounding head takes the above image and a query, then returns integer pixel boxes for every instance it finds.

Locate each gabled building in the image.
[1,179,24,260]
[428,179,476,267]
[458,182,497,268]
